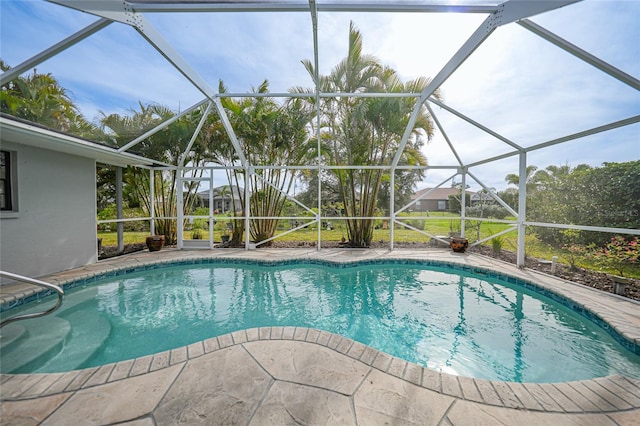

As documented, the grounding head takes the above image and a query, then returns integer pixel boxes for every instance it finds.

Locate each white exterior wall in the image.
[1,141,97,278]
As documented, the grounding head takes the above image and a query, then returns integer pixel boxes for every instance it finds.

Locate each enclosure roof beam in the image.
[51,0,250,167]
[129,1,499,14]
[179,101,214,168]
[134,12,253,165]
[213,98,248,166]
[463,115,640,169]
[117,98,209,153]
[391,6,498,169]
[425,102,464,167]
[50,1,218,98]
[391,0,578,168]
[429,98,523,151]
[217,92,423,99]
[466,149,519,169]
[518,18,640,91]
[524,115,640,153]
[0,18,112,86]
[466,170,519,218]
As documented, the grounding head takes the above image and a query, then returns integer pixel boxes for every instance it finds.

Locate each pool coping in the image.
[1,248,640,420]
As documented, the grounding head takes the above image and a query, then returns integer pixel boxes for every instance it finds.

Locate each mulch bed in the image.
[467,245,640,302]
[99,243,146,260]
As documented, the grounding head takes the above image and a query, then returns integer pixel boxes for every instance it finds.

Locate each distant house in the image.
[411,187,474,212]
[196,185,244,213]
[411,187,459,212]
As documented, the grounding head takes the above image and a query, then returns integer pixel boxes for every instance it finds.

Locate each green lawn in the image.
[98,212,639,278]
[98,231,149,246]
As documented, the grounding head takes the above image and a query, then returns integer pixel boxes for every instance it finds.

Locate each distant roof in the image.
[412,187,474,201]
[197,185,245,200]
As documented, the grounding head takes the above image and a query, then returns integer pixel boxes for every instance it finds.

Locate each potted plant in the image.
[191,222,203,240]
[146,235,165,252]
[450,237,468,253]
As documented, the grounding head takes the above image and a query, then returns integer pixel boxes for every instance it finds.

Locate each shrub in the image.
[465,204,509,220]
[396,212,424,231]
[562,242,592,271]
[406,218,425,230]
[589,236,639,277]
[567,236,639,276]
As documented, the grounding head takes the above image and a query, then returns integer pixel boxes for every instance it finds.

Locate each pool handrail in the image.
[0,271,64,328]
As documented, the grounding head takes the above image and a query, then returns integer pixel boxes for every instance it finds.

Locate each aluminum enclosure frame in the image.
[3,0,638,266]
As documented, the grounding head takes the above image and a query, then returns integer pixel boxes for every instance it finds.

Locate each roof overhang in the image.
[0,116,157,168]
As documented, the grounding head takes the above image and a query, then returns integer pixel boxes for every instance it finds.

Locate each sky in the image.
[1,0,639,191]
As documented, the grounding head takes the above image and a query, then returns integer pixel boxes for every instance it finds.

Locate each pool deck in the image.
[1,248,639,425]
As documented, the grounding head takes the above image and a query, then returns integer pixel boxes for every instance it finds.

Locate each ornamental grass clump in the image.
[491,235,505,255]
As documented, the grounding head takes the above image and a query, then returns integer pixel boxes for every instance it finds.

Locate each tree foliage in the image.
[506,161,640,247]
[294,22,439,246]
[1,60,99,138]
[201,80,314,245]
[100,103,209,244]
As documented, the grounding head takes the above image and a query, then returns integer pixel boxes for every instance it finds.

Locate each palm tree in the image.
[100,102,209,244]
[295,22,439,246]
[202,80,314,245]
[1,60,97,138]
[505,165,541,192]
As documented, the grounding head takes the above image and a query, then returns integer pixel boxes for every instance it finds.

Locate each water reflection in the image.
[7,263,640,381]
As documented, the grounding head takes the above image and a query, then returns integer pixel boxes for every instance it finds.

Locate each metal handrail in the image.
[0,271,64,328]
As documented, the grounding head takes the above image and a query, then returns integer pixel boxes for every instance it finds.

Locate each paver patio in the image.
[1,249,639,425]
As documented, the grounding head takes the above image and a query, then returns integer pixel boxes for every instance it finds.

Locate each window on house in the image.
[438,200,447,210]
[0,150,14,211]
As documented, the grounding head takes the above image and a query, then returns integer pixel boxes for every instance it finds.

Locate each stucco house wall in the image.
[0,141,97,279]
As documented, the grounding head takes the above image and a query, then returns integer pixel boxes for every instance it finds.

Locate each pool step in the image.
[0,317,71,374]
[0,323,27,347]
[33,310,112,373]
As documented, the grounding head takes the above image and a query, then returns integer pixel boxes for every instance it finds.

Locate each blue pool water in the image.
[2,261,639,383]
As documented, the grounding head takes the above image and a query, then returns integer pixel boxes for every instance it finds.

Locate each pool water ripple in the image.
[2,261,639,383]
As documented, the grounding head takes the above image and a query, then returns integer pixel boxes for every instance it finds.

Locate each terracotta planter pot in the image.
[450,237,469,253]
[146,235,165,252]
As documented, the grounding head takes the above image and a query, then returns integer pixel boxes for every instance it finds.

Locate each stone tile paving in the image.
[2,249,640,425]
[2,331,639,425]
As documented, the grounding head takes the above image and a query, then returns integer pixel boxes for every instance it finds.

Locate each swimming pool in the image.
[2,259,639,383]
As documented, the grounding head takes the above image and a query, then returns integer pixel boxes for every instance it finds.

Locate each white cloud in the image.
[2,0,638,191]
[375,12,488,81]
